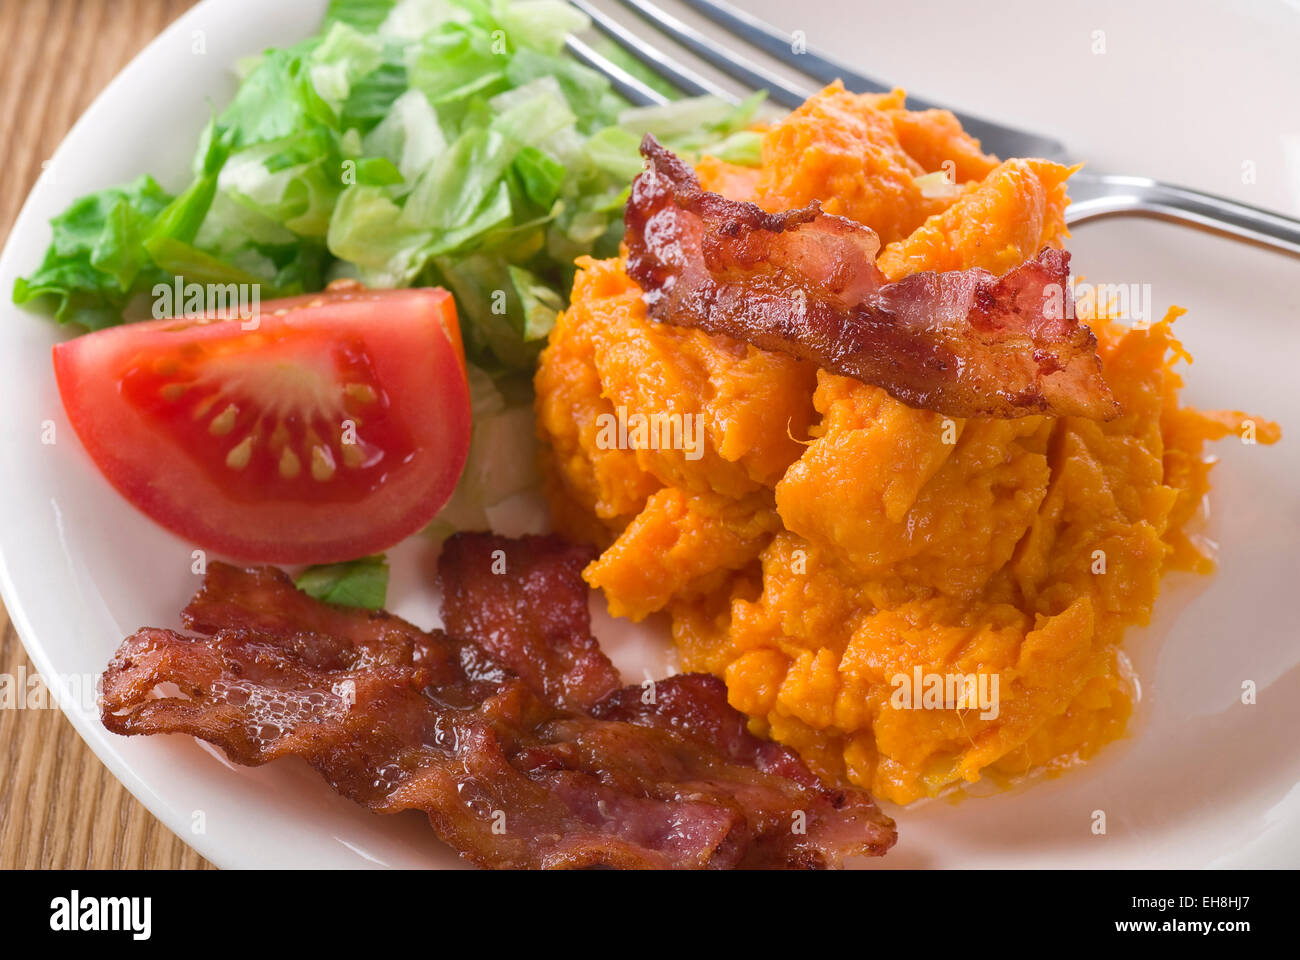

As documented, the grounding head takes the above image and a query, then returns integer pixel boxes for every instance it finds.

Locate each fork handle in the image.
[1066,171,1300,257]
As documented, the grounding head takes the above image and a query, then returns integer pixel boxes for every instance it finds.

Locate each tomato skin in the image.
[53,286,471,564]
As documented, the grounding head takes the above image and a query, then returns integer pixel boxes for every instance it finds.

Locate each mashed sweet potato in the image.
[533,83,1280,804]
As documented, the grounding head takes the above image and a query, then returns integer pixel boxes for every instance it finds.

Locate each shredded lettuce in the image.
[324,0,399,32]
[294,554,390,608]
[15,0,765,373]
[13,175,173,329]
[309,22,387,110]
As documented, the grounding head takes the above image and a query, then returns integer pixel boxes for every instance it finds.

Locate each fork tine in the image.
[565,35,669,107]
[615,0,816,109]
[568,0,740,104]
[678,0,890,93]
[675,0,1070,160]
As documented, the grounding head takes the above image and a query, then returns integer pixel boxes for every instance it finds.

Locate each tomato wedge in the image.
[53,284,471,564]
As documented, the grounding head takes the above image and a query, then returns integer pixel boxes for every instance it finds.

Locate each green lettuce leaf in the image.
[309,21,386,109]
[327,183,429,287]
[361,87,446,181]
[218,49,337,149]
[492,0,586,56]
[13,174,173,327]
[295,554,390,609]
[324,0,397,31]
[340,58,409,132]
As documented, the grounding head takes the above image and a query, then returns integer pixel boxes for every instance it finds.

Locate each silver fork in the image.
[565,0,1300,257]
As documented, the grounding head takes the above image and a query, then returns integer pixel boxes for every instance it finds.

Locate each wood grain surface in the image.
[0,0,212,870]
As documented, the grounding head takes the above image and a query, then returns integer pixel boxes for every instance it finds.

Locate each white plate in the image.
[2,0,1298,869]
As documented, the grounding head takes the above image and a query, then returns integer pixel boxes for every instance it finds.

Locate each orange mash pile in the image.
[533,83,1280,804]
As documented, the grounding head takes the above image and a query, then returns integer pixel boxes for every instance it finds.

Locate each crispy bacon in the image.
[437,533,620,712]
[100,536,895,869]
[624,135,1119,420]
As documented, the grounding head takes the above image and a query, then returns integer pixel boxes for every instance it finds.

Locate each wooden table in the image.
[0,0,211,869]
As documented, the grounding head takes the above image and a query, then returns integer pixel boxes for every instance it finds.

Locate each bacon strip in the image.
[437,533,620,712]
[100,541,895,869]
[624,135,1119,420]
